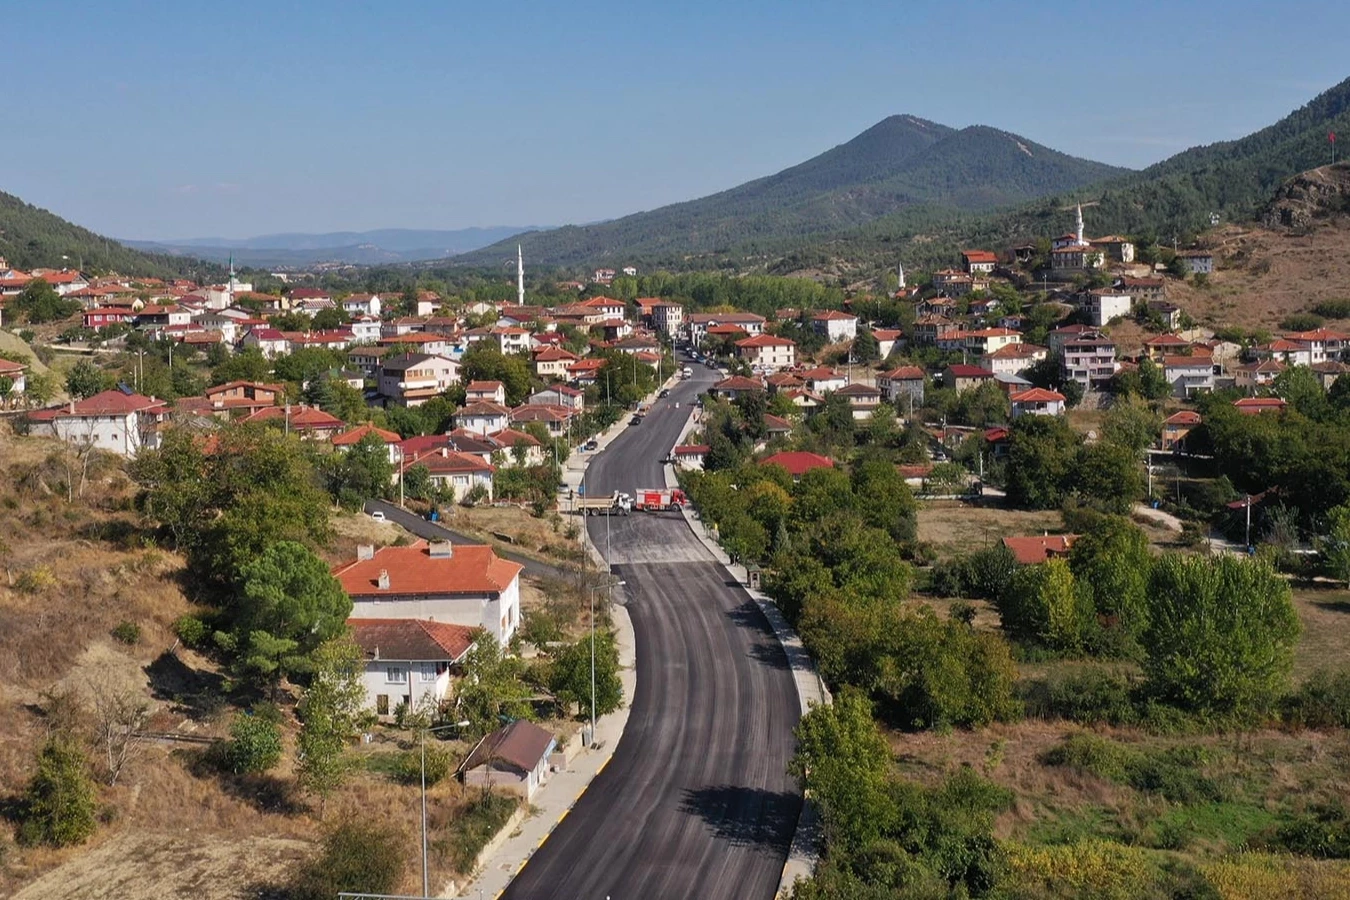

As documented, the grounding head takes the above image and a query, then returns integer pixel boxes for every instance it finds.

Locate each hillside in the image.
[0,191,215,278]
[125,226,545,268]
[458,116,1129,267]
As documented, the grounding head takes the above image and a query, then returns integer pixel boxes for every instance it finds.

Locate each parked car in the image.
[630,415,643,426]
[582,439,599,451]
[369,510,387,523]
[659,388,670,398]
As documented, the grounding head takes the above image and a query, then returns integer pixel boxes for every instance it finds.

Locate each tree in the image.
[1005,415,1079,510]
[1102,395,1162,455]
[304,374,367,425]
[1074,442,1144,514]
[323,433,394,508]
[453,635,534,738]
[296,636,368,806]
[290,819,406,900]
[1320,505,1350,587]
[210,347,273,385]
[546,630,623,718]
[999,558,1092,652]
[129,427,210,550]
[18,736,97,847]
[852,329,880,363]
[850,459,917,542]
[461,346,531,406]
[66,358,112,399]
[12,278,80,323]
[1069,516,1153,652]
[224,706,284,774]
[90,687,150,786]
[1273,364,1329,420]
[226,541,353,690]
[1144,554,1300,716]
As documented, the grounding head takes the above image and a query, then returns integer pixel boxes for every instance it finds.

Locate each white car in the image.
[369,510,387,523]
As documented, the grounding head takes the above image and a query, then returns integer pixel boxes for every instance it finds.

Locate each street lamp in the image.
[420,719,470,898]
[589,579,625,747]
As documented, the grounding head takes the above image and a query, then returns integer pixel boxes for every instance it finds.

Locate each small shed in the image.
[459,720,558,801]
[746,563,762,591]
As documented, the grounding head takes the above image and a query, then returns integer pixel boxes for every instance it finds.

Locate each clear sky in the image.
[4,0,1348,241]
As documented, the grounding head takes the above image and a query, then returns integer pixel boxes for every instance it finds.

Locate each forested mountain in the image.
[0,191,214,278]
[458,116,1130,268]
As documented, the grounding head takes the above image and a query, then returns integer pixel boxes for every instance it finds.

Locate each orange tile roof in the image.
[332,423,401,446]
[1010,388,1066,403]
[1002,535,1078,565]
[761,451,834,477]
[334,540,522,597]
[348,618,478,661]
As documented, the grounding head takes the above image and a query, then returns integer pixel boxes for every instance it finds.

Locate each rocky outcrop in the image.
[1261,163,1350,228]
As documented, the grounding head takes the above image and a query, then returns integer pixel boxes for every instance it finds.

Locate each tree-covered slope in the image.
[459,116,1130,268]
[0,191,213,278]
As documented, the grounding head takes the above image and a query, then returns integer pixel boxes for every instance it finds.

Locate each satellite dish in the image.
[1209,212,1221,226]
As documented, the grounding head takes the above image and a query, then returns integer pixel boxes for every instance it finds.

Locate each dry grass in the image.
[917,501,1064,559]
[449,503,579,564]
[1291,586,1350,680]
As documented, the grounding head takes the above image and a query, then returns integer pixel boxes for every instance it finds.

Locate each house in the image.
[1233,397,1287,415]
[985,343,1046,377]
[1286,328,1350,364]
[580,296,628,321]
[465,380,507,405]
[348,618,477,719]
[348,345,389,376]
[1117,276,1166,302]
[490,327,532,355]
[761,451,834,481]
[801,367,848,394]
[1082,289,1133,327]
[83,308,132,331]
[915,296,957,319]
[510,404,574,436]
[1050,244,1103,271]
[332,423,403,464]
[566,358,607,386]
[811,310,858,342]
[1176,250,1214,274]
[686,312,766,346]
[1311,360,1350,391]
[1141,333,1192,361]
[1234,359,1286,392]
[835,382,882,419]
[1002,535,1079,565]
[651,302,684,335]
[1147,301,1182,330]
[1160,410,1201,452]
[1009,388,1066,419]
[334,540,523,645]
[378,354,462,407]
[455,401,512,435]
[342,293,382,318]
[241,327,291,359]
[873,329,902,360]
[241,404,346,439]
[931,269,976,296]
[961,250,999,274]
[766,372,804,394]
[1253,338,1311,367]
[288,287,332,307]
[781,388,826,411]
[529,384,585,411]
[877,365,926,409]
[911,315,960,346]
[27,389,169,457]
[487,428,545,468]
[712,375,766,400]
[460,719,558,801]
[1090,235,1136,264]
[944,364,996,393]
[672,444,709,470]
[762,414,794,439]
[1161,356,1215,398]
[964,328,1023,357]
[36,268,89,295]
[611,335,660,356]
[1046,324,1096,357]
[135,304,194,331]
[532,346,580,378]
[404,448,497,501]
[1060,331,1118,389]
[199,380,285,417]
[379,332,453,357]
[0,357,27,397]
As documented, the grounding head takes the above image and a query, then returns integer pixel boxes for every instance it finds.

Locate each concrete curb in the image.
[665,408,830,898]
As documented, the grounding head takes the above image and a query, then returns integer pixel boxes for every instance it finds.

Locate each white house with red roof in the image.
[529,384,585,411]
[491,326,531,355]
[1009,388,1066,418]
[1161,356,1215,398]
[735,334,796,371]
[455,401,512,435]
[0,357,27,398]
[961,250,999,274]
[28,389,168,457]
[334,540,523,645]
[332,423,403,464]
[403,447,496,501]
[378,353,462,407]
[465,380,507,405]
[341,293,382,318]
[811,310,858,342]
[944,364,996,393]
[241,327,291,359]
[241,404,345,439]
[347,617,478,720]
[532,346,579,378]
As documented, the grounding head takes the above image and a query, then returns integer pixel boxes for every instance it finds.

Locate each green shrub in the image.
[1265,803,1350,858]
[1023,669,1139,725]
[1311,299,1350,320]
[173,615,209,648]
[1282,669,1350,729]
[290,819,407,900]
[1280,312,1325,332]
[1041,733,1221,804]
[111,621,141,645]
[18,737,98,848]
[223,707,283,775]
[1042,732,1133,781]
[440,793,519,874]
[393,743,453,786]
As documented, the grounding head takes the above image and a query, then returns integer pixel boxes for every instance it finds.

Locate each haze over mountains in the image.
[123,226,548,268]
[460,116,1131,267]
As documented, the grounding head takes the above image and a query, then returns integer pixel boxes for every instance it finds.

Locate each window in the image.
[420,663,437,682]
[387,667,407,684]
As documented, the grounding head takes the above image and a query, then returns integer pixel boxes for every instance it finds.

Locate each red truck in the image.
[633,487,688,511]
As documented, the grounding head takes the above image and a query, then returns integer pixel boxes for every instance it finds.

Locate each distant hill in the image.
[0,191,211,278]
[125,226,546,268]
[457,116,1131,268]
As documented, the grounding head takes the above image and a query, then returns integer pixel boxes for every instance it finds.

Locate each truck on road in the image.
[572,492,632,516]
[681,366,692,379]
[633,487,688,512]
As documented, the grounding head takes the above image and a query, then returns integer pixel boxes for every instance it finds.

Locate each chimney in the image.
[441,447,449,457]
[428,541,454,559]
[69,400,76,413]
[377,569,390,590]
[357,544,375,561]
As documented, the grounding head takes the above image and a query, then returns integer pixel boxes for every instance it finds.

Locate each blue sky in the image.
[4,0,1348,240]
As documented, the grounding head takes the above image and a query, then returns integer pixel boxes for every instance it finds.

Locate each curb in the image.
[665,408,829,898]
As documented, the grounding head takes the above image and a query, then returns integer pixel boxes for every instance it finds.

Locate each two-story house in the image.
[378,353,461,407]
[1161,356,1215,398]
[735,335,796,372]
[811,310,858,342]
[28,389,168,457]
[877,365,925,409]
[1061,331,1119,389]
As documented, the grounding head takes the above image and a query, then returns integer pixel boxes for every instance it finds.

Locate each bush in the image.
[111,621,141,645]
[223,706,283,775]
[18,737,98,847]
[441,792,519,874]
[290,819,407,900]
[1263,803,1350,858]
[1280,312,1325,332]
[1023,668,1139,726]
[393,742,453,786]
[1042,733,1221,804]
[1311,299,1350,320]
[461,483,490,507]
[174,615,209,648]
[1282,668,1350,729]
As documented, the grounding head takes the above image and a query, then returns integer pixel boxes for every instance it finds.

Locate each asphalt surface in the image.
[501,360,803,900]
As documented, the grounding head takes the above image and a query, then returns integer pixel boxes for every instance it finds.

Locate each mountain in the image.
[125,226,545,268]
[836,76,1350,273]
[0,190,211,278]
[457,116,1131,268]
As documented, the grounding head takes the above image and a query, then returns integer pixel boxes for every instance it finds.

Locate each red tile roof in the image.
[882,365,926,380]
[1010,388,1065,403]
[714,375,765,392]
[736,334,795,348]
[242,405,344,429]
[946,364,995,379]
[334,540,521,597]
[332,423,401,446]
[348,618,478,662]
[811,310,856,321]
[1233,397,1287,414]
[1002,535,1078,565]
[962,250,999,263]
[761,451,834,477]
[1163,410,1202,426]
[58,389,167,416]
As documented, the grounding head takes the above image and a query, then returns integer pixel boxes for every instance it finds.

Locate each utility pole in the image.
[1245,494,1252,551]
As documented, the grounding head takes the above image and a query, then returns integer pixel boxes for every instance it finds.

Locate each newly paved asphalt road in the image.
[501,361,803,900]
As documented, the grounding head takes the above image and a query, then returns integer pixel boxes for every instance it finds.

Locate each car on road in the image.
[705,359,718,368]
[369,510,386,523]
[582,439,599,451]
[630,415,643,426]
[659,388,670,398]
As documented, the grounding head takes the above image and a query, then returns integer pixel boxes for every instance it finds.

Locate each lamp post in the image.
[589,579,625,747]
[419,719,470,898]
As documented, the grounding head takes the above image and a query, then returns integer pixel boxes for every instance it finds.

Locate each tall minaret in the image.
[227,253,236,307]
[896,261,906,291]
[1075,204,1085,245]
[516,244,525,306]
